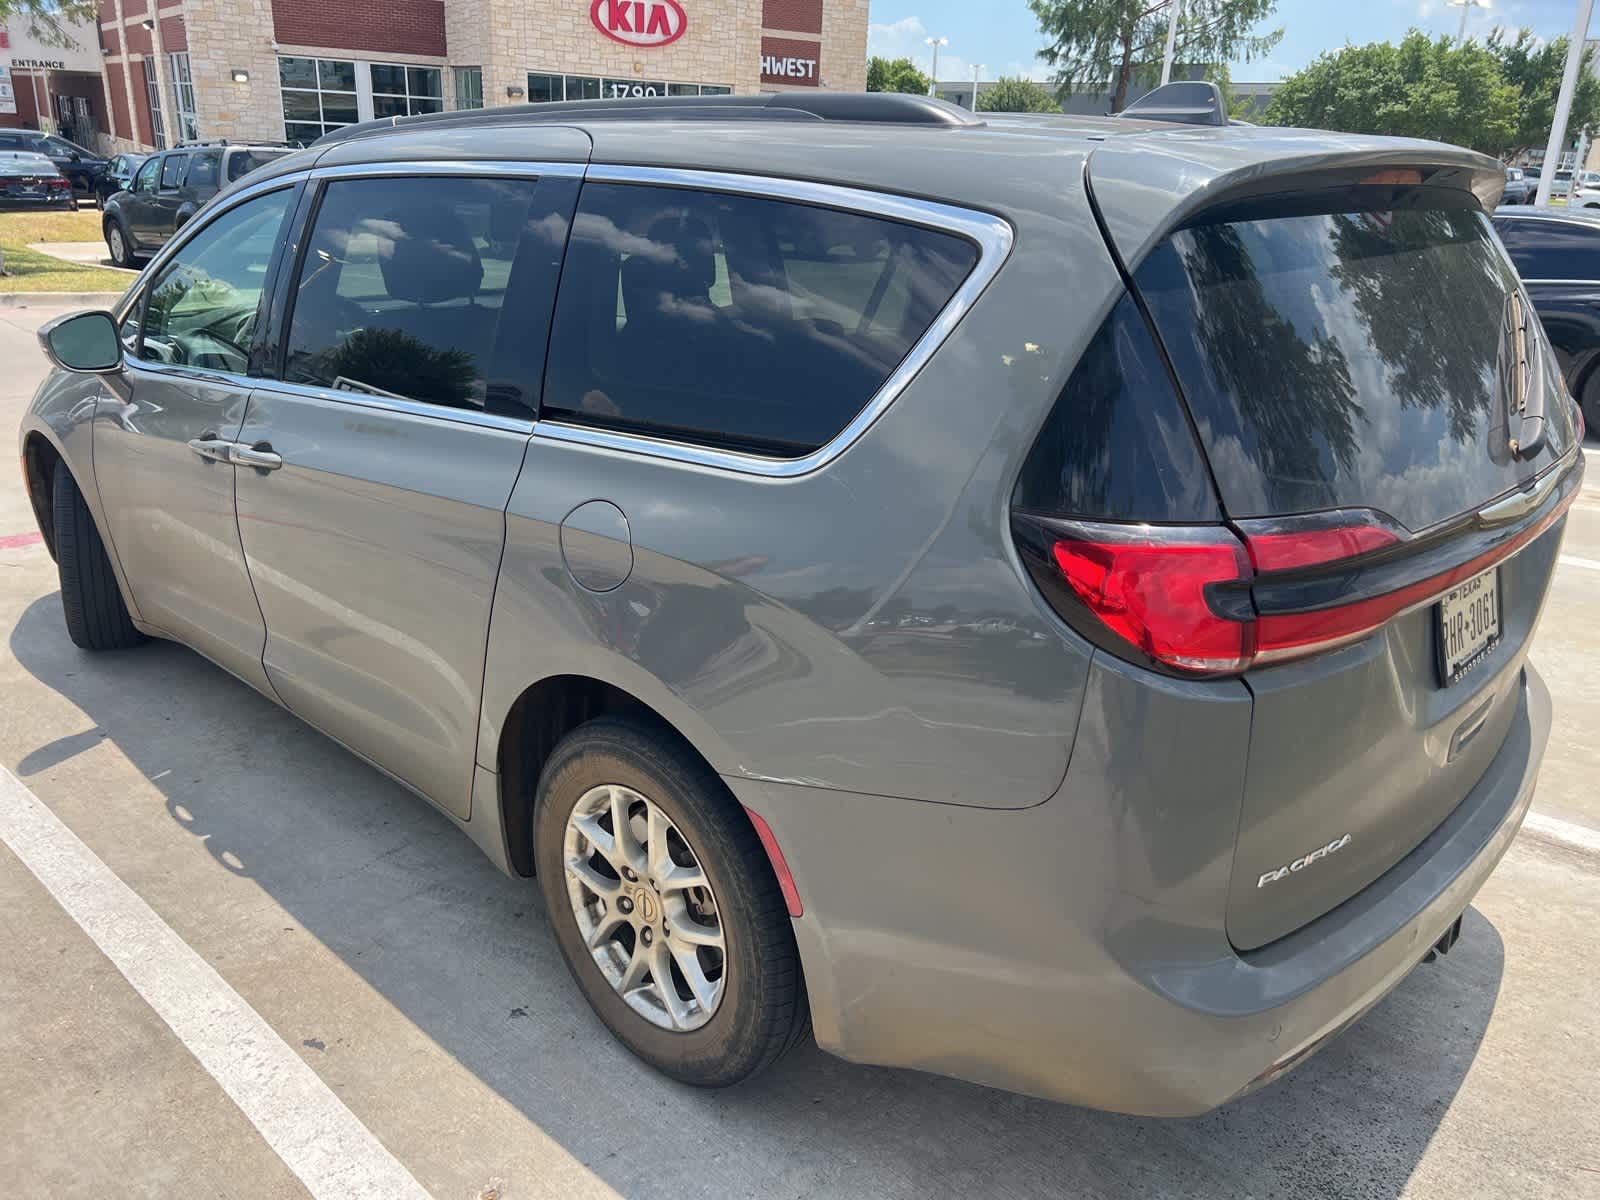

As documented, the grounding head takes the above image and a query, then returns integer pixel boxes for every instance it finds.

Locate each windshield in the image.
[1133,192,1577,531]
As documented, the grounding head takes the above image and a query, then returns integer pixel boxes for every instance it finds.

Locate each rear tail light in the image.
[1023,485,1576,677]
[47,177,70,190]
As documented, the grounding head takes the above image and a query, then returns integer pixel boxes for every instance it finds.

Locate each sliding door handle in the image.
[231,442,283,471]
[186,434,233,463]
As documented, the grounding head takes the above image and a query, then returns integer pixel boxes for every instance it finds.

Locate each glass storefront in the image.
[526,72,731,103]
[281,57,445,145]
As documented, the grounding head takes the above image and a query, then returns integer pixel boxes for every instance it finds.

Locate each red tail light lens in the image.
[47,177,70,190]
[1032,487,1574,677]
[1050,534,1253,674]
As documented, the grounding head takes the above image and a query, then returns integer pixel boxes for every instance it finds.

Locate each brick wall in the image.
[762,0,821,35]
[760,35,819,88]
[131,58,154,144]
[161,13,187,51]
[273,0,447,58]
[104,26,121,55]
[124,22,151,55]
[0,73,39,128]
[106,60,133,140]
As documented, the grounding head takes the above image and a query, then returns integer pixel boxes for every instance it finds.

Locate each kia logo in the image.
[590,0,687,48]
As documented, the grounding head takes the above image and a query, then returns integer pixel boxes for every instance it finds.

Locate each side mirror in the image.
[39,311,123,374]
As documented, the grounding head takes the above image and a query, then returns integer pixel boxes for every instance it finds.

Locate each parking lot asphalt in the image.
[2,304,1598,1200]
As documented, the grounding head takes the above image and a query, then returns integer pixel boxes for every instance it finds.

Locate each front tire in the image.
[534,716,808,1088]
[51,468,143,651]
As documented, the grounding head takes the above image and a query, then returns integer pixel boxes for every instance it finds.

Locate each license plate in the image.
[1437,568,1500,685]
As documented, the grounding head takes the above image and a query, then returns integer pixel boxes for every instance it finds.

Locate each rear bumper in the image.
[729,663,1551,1116]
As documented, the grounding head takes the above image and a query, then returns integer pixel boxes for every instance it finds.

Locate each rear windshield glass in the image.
[1134,193,1577,531]
[227,150,288,182]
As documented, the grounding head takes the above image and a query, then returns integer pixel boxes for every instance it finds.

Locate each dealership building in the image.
[89,0,866,154]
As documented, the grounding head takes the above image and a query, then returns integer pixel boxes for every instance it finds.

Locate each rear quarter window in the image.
[227,150,288,182]
[542,183,980,457]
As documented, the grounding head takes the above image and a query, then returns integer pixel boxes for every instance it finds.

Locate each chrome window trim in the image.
[540,163,1015,478]
[247,378,536,434]
[309,159,586,181]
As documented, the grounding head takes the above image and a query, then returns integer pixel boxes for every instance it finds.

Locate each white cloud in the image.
[866,14,1051,84]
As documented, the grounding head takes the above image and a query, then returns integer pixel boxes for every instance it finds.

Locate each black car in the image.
[94,153,149,210]
[0,151,76,210]
[102,141,291,266]
[1494,205,1600,432]
[0,129,107,197]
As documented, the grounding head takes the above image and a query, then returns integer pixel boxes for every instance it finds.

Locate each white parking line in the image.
[0,766,434,1200]
[1524,810,1600,855]
[1559,554,1600,573]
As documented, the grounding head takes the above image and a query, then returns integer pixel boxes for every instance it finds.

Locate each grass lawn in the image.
[0,209,127,294]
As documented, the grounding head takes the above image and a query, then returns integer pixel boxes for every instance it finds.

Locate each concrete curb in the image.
[0,292,125,309]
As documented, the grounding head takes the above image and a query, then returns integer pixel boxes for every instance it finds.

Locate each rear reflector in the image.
[744,806,803,918]
[1030,478,1576,676]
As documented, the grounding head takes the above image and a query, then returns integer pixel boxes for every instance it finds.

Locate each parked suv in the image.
[21,93,1583,1116]
[0,129,106,196]
[102,141,290,266]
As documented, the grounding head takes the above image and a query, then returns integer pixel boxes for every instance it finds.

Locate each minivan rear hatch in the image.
[1089,136,1584,949]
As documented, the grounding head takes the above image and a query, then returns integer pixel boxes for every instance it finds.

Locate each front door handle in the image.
[231,442,283,471]
[187,434,233,463]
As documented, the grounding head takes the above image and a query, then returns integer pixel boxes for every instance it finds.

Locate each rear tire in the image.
[534,716,808,1088]
[51,468,143,651]
[105,219,133,268]
[1583,369,1600,441]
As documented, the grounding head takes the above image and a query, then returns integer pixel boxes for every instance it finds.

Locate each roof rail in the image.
[313,91,982,147]
[1117,81,1227,127]
[172,138,297,149]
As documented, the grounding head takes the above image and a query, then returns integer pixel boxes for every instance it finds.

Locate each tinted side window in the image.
[0,133,20,148]
[139,189,293,372]
[133,157,160,192]
[227,149,287,182]
[1494,218,1600,280]
[1013,293,1219,521]
[187,151,220,190]
[543,183,979,456]
[160,154,188,189]
[282,175,573,417]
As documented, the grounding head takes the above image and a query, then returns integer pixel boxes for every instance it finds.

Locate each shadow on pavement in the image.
[10,592,1504,1199]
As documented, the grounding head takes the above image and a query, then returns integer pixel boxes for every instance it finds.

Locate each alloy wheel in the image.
[562,783,727,1031]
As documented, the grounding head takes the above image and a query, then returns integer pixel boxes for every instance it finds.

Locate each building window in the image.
[280,56,359,145]
[525,72,731,103]
[370,63,443,119]
[169,52,199,142]
[454,67,483,110]
[142,57,167,149]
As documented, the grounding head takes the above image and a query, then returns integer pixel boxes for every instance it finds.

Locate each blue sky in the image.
[867,0,1598,83]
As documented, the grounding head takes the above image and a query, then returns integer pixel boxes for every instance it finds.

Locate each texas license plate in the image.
[1438,568,1500,684]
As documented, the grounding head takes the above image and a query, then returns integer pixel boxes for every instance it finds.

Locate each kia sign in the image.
[591,0,686,48]
[761,36,821,88]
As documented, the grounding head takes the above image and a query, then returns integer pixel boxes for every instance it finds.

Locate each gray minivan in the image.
[20,92,1584,1116]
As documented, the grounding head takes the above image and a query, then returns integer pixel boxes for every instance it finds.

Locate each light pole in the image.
[1159,0,1183,86]
[1535,0,1597,206]
[971,63,986,111]
[1447,0,1490,41]
[925,36,948,97]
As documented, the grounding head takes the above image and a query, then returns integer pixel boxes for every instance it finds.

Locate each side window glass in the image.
[543,183,980,456]
[283,175,571,417]
[139,189,293,373]
[118,299,143,357]
[133,157,160,193]
[187,152,219,190]
[160,154,188,189]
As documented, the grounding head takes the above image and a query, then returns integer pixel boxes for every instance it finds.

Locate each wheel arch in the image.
[494,672,757,882]
[20,429,63,561]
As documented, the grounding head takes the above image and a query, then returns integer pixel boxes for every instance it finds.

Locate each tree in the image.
[867,56,932,96]
[0,0,97,275]
[1029,0,1282,113]
[1263,31,1519,156]
[0,0,97,47]
[977,77,1063,113]
[1487,28,1600,160]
